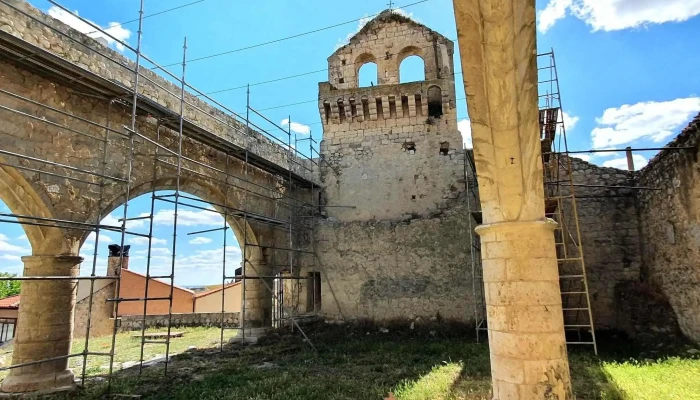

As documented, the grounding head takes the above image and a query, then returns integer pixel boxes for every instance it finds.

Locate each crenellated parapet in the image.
[318,78,456,139]
[317,9,464,222]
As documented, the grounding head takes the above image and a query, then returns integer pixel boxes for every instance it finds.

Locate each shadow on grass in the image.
[44,321,491,400]
[38,325,700,400]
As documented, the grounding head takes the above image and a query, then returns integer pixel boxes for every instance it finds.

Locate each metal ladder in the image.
[538,50,598,354]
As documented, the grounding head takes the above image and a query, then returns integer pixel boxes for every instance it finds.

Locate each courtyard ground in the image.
[21,324,700,399]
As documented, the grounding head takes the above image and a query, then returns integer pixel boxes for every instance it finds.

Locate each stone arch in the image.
[88,176,263,262]
[0,162,71,255]
[355,53,378,87]
[397,46,426,79]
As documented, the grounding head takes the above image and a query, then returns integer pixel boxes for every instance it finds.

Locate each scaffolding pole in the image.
[0,0,341,394]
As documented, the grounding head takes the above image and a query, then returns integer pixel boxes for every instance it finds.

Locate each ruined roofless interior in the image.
[0,0,698,398]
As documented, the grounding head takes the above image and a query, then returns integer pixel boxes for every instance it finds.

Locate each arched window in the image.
[358,62,378,87]
[427,86,443,118]
[399,55,425,83]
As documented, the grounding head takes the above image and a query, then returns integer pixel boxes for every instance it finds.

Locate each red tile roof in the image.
[193,281,240,298]
[0,295,20,309]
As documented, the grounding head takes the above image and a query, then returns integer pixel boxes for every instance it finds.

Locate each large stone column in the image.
[2,255,82,393]
[451,1,573,399]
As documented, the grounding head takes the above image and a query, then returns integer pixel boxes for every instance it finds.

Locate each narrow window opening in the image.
[389,96,397,119]
[439,142,450,156]
[234,267,242,282]
[401,95,409,118]
[399,54,426,83]
[337,100,346,123]
[415,94,423,116]
[341,59,347,65]
[361,97,370,120]
[339,77,345,84]
[427,86,443,118]
[358,62,378,87]
[349,98,357,120]
[324,101,331,124]
[402,142,416,154]
[376,98,384,120]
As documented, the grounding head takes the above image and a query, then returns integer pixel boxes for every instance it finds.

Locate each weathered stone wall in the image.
[637,114,700,342]
[0,0,312,181]
[319,119,465,221]
[73,282,114,338]
[314,12,470,323]
[316,202,473,322]
[0,1,314,336]
[562,157,642,329]
[326,10,454,89]
[318,11,463,222]
[118,312,239,332]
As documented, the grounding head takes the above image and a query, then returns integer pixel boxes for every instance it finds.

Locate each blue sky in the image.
[1,0,700,285]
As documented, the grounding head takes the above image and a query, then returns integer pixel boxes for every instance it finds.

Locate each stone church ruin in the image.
[0,0,697,397]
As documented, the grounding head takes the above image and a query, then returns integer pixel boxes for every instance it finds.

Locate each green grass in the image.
[602,357,700,399]
[3,324,696,400]
[70,326,226,375]
[0,327,225,380]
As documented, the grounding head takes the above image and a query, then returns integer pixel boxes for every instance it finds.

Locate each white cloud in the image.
[149,247,171,256]
[151,208,225,227]
[0,235,28,253]
[280,118,311,135]
[562,111,579,131]
[458,119,473,149]
[603,154,648,170]
[574,154,591,162]
[47,6,131,51]
[16,234,27,241]
[189,237,213,245]
[591,97,700,148]
[0,254,21,262]
[538,0,572,33]
[538,0,700,33]
[101,213,146,230]
[129,237,167,246]
[84,232,115,246]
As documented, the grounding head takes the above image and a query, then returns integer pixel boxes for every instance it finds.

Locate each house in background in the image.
[0,295,18,343]
[5,246,244,340]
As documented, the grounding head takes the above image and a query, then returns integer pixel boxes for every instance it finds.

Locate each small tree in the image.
[0,272,21,299]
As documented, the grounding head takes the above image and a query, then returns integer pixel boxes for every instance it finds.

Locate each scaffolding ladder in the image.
[538,50,598,354]
[466,50,597,353]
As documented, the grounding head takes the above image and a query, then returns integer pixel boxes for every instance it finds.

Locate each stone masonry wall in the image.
[316,201,473,322]
[0,0,311,181]
[562,157,642,329]
[314,12,470,324]
[637,113,700,342]
[119,312,239,332]
[73,283,114,339]
[319,119,465,221]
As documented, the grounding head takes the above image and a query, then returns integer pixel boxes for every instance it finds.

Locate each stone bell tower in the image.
[318,10,465,221]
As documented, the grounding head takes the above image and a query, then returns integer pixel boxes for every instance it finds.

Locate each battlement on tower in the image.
[318,10,465,222]
[318,10,457,141]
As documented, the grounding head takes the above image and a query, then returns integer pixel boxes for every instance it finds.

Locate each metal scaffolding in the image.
[538,50,597,353]
[466,50,598,353]
[0,0,329,393]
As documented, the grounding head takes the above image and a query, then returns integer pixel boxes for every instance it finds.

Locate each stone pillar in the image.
[243,256,272,329]
[2,255,82,393]
[451,0,573,398]
[478,222,571,399]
